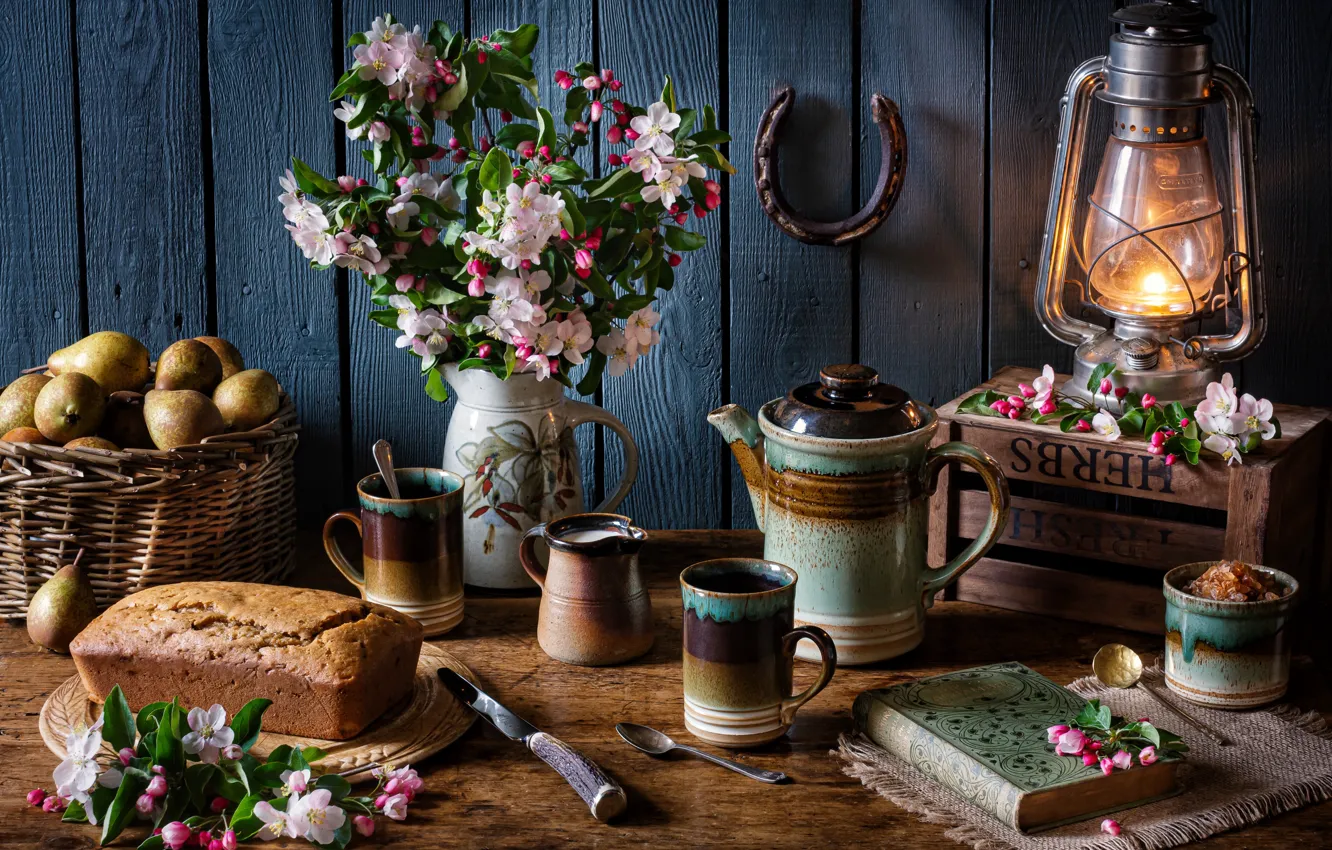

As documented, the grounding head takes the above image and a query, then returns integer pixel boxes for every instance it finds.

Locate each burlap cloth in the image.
[837,664,1332,849]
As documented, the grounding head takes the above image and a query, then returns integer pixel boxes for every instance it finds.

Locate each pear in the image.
[144,389,225,450]
[0,374,52,434]
[100,391,155,449]
[213,369,280,431]
[34,373,105,443]
[27,549,98,654]
[3,427,52,444]
[195,337,245,381]
[47,331,150,394]
[65,436,120,451]
[155,339,223,393]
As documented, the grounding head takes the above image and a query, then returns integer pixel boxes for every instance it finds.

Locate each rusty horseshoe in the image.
[753,86,907,246]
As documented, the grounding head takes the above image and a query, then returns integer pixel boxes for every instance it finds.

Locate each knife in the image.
[439,668,628,822]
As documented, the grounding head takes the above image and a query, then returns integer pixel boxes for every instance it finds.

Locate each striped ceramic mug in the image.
[324,467,465,637]
[680,559,836,748]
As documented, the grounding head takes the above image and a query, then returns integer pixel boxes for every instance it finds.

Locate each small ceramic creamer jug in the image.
[709,365,1010,665]
[520,513,654,666]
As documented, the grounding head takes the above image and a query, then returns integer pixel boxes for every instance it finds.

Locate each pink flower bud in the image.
[520,259,533,270]
[601,68,615,82]
[1075,419,1092,432]
[337,175,358,193]
[491,42,502,51]
[1018,383,1035,398]
[384,778,401,795]
[609,79,623,91]
[136,793,156,814]
[548,357,560,374]
[42,795,64,813]
[1007,395,1025,408]
[221,831,238,850]
[1111,750,1133,770]
[624,128,640,141]
[1089,740,1103,750]
[539,144,552,159]
[590,101,603,122]
[410,126,425,145]
[695,204,708,218]
[586,228,602,249]
[541,173,552,184]
[1081,752,1098,766]
[674,213,688,225]
[395,274,416,293]
[517,140,536,158]
[610,99,626,114]
[607,153,623,166]
[443,71,459,84]
[26,788,45,806]
[1141,392,1157,409]
[375,794,389,809]
[574,266,592,279]
[620,201,635,212]
[500,109,513,123]
[357,178,368,187]
[1099,756,1114,776]
[354,815,377,837]
[211,795,229,813]
[1101,819,1121,837]
[1099,378,1112,394]
[1008,408,1021,420]
[367,222,380,235]
[161,822,192,850]
[198,831,213,846]
[152,765,166,775]
[475,52,486,64]
[557,76,573,90]
[606,126,624,145]
[575,249,593,269]
[515,344,534,360]
[668,253,683,267]
[477,343,492,359]
[420,227,438,246]
[147,775,168,798]
[617,111,631,126]
[1150,430,1166,447]
[705,179,721,195]
[1165,453,1177,466]
[573,120,589,134]
[452,149,468,164]
[117,747,135,765]
[447,137,460,150]
[1139,745,1158,765]
[705,192,722,211]
[553,70,570,84]
[478,136,492,153]
[468,278,486,297]
[208,841,224,850]
[559,228,571,240]
[1179,417,1190,428]
[582,75,601,90]
[1038,399,1057,415]
[1148,445,1164,455]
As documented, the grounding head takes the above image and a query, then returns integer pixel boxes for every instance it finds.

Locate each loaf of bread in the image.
[70,581,423,740]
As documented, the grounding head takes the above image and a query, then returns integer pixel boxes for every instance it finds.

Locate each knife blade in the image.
[439,668,628,822]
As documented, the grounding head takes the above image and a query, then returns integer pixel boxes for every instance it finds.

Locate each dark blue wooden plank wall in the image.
[4,0,1325,530]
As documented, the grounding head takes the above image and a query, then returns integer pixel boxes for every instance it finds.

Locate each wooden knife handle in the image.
[527,731,628,822]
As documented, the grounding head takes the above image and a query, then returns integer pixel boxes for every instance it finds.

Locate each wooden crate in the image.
[929,367,1332,656]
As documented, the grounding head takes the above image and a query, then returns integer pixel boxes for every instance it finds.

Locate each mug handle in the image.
[518,522,548,589]
[779,626,837,726]
[322,510,366,591]
[918,441,1010,603]
[565,399,639,512]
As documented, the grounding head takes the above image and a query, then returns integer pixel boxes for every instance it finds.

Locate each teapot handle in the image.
[918,442,1010,604]
[565,400,639,513]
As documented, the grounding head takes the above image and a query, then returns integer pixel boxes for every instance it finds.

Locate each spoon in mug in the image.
[1092,644,1230,746]
[616,723,788,784]
[373,439,401,500]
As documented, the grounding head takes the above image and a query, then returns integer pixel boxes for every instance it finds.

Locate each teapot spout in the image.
[707,404,767,532]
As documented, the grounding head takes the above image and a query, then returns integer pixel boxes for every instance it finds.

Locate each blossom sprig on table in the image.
[281,14,733,400]
[27,685,420,848]
[1047,699,1187,777]
[958,364,1280,466]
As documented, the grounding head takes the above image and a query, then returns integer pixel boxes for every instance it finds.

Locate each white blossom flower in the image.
[277,169,302,209]
[1090,409,1120,441]
[630,101,682,155]
[332,100,366,139]
[658,154,706,184]
[520,321,565,380]
[182,704,234,765]
[333,233,388,275]
[1030,364,1057,406]
[254,798,301,840]
[1197,373,1241,435]
[517,268,551,301]
[354,40,405,85]
[411,310,452,361]
[597,330,639,377]
[641,173,684,208]
[558,311,595,365]
[382,793,409,821]
[1204,433,1243,465]
[280,767,311,797]
[367,15,406,47]
[289,788,346,845]
[486,276,540,327]
[367,121,391,143]
[505,181,544,225]
[289,222,335,265]
[627,149,662,183]
[386,195,420,231]
[1236,393,1277,441]
[53,729,102,795]
[625,307,661,350]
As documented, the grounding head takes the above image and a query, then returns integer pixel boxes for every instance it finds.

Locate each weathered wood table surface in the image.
[2,531,1329,848]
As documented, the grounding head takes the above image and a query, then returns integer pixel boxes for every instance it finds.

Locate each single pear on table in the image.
[213,369,280,431]
[144,389,225,450]
[100,391,155,449]
[155,339,224,393]
[47,331,150,394]
[27,549,98,654]
[0,374,52,434]
[195,336,245,381]
[34,373,105,443]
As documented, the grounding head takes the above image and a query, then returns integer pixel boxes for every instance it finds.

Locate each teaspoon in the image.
[373,439,401,500]
[615,722,788,784]
[1092,644,1230,746]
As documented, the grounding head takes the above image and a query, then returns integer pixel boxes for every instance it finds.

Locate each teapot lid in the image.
[767,365,927,439]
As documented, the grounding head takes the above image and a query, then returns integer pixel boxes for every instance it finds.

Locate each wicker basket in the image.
[0,391,299,618]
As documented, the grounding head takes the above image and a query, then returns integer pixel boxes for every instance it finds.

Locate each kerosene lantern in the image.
[1034,0,1264,406]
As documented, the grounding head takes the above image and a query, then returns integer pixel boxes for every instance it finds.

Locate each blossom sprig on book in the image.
[958,365,1280,466]
[281,14,734,400]
[1047,699,1187,777]
[28,685,418,848]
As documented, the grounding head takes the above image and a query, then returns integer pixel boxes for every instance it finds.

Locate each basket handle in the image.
[322,510,366,591]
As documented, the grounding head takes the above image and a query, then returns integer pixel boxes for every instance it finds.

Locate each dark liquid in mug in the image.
[369,482,440,499]
[689,573,786,594]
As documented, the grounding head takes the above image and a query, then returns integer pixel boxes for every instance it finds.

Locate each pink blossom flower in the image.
[1138,746,1157,765]
[1055,729,1089,755]
[1101,818,1121,836]
[161,822,193,850]
[582,75,601,90]
[354,815,376,837]
[383,793,410,821]
[1046,724,1070,743]
[1030,364,1057,405]
[1142,392,1157,409]
[1099,756,1114,776]
[1112,750,1133,770]
[630,102,682,155]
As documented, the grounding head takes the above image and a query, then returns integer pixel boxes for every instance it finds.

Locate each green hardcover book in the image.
[853,662,1180,833]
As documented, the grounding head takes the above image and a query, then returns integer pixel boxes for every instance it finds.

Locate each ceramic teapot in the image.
[708,364,1010,665]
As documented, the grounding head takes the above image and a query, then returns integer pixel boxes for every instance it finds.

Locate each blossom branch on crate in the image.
[280,14,735,400]
[957,364,1281,466]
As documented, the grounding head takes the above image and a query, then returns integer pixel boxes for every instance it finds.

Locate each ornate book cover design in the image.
[853,661,1177,832]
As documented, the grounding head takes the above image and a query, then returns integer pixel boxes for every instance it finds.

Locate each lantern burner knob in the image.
[1122,337,1162,371]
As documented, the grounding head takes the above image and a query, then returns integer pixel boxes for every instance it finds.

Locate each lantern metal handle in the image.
[1180,64,1265,362]
[1033,57,1107,346]
[753,86,907,246]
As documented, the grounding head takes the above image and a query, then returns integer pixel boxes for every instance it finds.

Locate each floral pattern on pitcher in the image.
[456,418,578,536]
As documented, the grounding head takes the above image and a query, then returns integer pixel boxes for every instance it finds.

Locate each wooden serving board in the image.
[38,643,475,783]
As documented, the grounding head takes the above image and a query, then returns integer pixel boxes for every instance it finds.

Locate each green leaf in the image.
[563,87,591,125]
[1074,699,1111,731]
[265,744,294,765]
[559,192,586,238]
[1118,408,1145,436]
[228,698,271,752]
[301,746,327,764]
[589,167,643,199]
[493,122,539,149]
[291,157,341,197]
[545,159,587,183]
[703,103,717,131]
[346,88,387,130]
[1270,416,1282,439]
[536,107,557,152]
[660,75,676,112]
[1086,361,1116,393]
[425,367,449,402]
[688,129,732,145]
[100,768,147,845]
[664,226,706,252]
[675,108,697,139]
[136,837,166,850]
[576,349,607,395]
[369,308,399,330]
[135,702,169,736]
[478,147,514,193]
[102,686,136,753]
[690,144,737,175]
[314,773,353,801]
[491,24,539,56]
[62,799,88,823]
[1137,721,1162,747]
[185,763,220,810]
[154,700,184,774]
[438,64,469,112]
[1060,410,1094,432]
[957,390,1005,416]
[230,794,265,841]
[1166,401,1190,429]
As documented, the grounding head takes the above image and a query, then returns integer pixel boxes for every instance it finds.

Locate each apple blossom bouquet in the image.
[1047,699,1187,777]
[959,364,1279,466]
[280,14,733,400]
[29,685,419,848]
